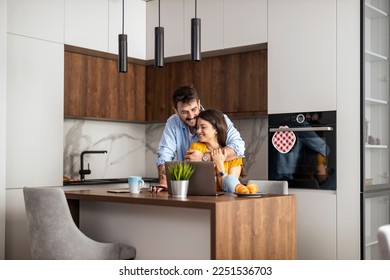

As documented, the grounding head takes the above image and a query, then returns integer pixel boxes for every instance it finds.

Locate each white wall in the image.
[0,0,7,260]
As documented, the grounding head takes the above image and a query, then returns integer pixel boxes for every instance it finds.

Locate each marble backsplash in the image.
[64,117,268,182]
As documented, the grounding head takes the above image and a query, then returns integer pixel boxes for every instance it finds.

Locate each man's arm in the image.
[224,114,245,159]
[155,116,178,185]
[157,164,168,186]
[222,146,238,162]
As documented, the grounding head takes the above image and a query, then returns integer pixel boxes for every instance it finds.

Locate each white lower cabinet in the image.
[268,0,337,114]
[289,189,337,260]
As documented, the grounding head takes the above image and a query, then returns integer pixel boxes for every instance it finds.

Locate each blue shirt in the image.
[156,114,245,166]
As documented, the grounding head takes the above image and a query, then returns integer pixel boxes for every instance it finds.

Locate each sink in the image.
[63,177,159,186]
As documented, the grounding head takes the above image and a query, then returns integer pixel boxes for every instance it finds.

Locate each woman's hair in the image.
[198,109,246,178]
[172,85,200,109]
[197,109,227,147]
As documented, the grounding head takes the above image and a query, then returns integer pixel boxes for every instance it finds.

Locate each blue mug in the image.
[128,176,144,193]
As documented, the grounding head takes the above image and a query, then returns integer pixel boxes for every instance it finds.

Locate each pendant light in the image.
[191,0,201,61]
[154,0,164,67]
[118,0,128,73]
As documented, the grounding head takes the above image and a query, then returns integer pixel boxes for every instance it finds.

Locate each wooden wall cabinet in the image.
[64,46,146,122]
[65,45,267,122]
[201,49,267,117]
[146,47,267,122]
[146,60,202,121]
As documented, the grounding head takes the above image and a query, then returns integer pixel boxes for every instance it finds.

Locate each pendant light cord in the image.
[122,0,125,34]
[158,0,161,27]
[195,0,197,18]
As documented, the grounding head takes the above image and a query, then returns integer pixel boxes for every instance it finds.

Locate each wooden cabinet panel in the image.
[146,47,267,121]
[201,49,267,116]
[146,60,202,121]
[64,46,145,121]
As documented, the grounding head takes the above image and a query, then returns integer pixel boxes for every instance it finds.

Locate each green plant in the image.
[167,162,195,181]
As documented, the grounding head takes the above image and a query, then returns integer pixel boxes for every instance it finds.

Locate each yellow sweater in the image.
[188,142,243,191]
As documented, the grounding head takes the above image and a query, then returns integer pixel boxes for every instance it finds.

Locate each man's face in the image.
[174,99,201,129]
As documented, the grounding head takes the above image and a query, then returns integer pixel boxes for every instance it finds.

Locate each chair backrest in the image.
[377,224,390,260]
[247,180,288,194]
[23,186,135,260]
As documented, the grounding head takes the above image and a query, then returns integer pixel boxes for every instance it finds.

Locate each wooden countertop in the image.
[65,187,285,209]
[65,187,297,260]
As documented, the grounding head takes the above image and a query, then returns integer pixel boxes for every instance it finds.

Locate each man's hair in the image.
[172,85,200,109]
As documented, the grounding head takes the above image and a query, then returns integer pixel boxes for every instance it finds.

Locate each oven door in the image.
[268,112,336,190]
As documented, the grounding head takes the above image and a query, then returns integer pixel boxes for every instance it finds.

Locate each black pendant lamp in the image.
[191,0,201,61]
[154,0,164,67]
[118,0,128,73]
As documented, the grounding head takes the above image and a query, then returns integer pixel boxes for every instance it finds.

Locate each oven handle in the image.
[269,127,334,132]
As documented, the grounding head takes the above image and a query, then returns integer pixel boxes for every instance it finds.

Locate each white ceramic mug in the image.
[128,176,145,193]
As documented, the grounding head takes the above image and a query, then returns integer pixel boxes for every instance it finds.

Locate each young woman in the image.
[188,109,244,192]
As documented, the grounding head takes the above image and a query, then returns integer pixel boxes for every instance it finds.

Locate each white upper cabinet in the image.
[146,0,185,59]
[146,0,267,59]
[65,0,146,58]
[7,35,64,187]
[268,0,337,114]
[65,0,109,52]
[223,0,267,48]
[7,0,64,43]
[108,0,146,59]
[184,0,224,53]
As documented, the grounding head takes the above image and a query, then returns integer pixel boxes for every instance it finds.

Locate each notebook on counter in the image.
[165,161,224,196]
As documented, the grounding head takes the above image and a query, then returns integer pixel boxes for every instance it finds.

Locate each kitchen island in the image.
[65,187,296,260]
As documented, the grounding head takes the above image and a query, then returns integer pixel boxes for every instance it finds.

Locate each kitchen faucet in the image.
[79,150,107,181]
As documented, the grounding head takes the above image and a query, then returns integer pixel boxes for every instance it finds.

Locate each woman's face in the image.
[196,118,217,143]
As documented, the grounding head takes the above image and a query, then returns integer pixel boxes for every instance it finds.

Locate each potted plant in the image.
[167,162,195,198]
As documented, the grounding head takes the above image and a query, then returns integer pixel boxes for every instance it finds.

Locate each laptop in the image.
[165,161,224,196]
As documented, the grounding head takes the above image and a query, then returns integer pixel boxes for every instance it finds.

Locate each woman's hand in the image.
[211,148,227,171]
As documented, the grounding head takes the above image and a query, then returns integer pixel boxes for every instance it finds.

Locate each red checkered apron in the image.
[272,126,296,154]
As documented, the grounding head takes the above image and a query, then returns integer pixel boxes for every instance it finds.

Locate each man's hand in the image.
[185,149,204,161]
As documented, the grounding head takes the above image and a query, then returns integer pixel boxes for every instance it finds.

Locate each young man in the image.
[155,85,245,187]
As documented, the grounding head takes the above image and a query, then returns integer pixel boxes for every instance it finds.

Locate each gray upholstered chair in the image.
[247,180,288,194]
[377,224,390,260]
[23,186,136,260]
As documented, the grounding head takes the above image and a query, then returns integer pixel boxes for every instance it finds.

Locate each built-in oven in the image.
[268,111,336,190]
